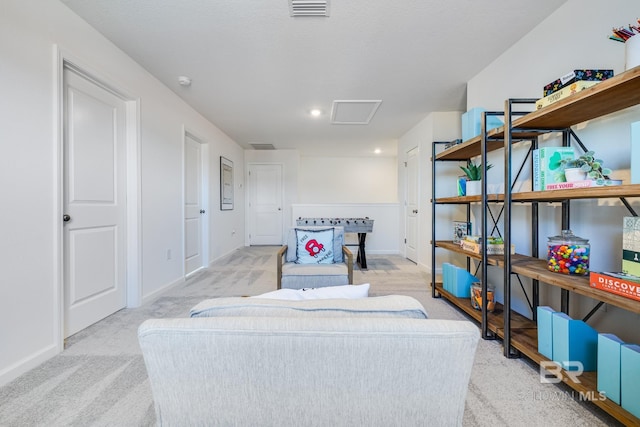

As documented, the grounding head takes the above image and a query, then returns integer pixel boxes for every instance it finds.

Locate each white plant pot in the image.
[465,180,482,196]
[564,168,587,182]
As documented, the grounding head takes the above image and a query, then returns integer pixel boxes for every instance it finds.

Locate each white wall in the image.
[291,204,399,254]
[0,0,245,385]
[244,149,300,245]
[298,156,398,203]
[244,152,398,248]
[398,112,463,271]
[465,0,640,342]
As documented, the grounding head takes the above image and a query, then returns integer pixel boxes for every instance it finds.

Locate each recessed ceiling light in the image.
[178,76,192,86]
[310,109,322,117]
[374,148,382,154]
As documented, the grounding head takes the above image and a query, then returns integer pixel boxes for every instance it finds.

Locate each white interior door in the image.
[248,164,283,245]
[405,147,419,262]
[63,68,127,337]
[185,135,204,276]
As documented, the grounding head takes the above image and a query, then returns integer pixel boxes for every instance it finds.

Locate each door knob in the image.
[63,214,71,222]
[278,207,282,211]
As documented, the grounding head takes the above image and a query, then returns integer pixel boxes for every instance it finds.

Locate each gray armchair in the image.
[277,226,353,289]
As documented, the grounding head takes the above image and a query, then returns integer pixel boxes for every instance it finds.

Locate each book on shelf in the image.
[632,121,640,184]
[552,312,598,372]
[598,333,624,405]
[535,81,601,110]
[544,179,623,190]
[623,216,640,277]
[461,240,515,255]
[621,344,640,419]
[537,306,555,360]
[532,147,575,191]
[453,221,471,244]
[461,235,503,244]
[589,271,640,302]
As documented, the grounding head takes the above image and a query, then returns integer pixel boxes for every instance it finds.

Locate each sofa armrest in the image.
[276,245,288,289]
[343,246,353,284]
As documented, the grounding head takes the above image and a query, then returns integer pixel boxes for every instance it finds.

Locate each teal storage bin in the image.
[551,312,597,372]
[598,333,624,404]
[461,107,503,142]
[621,344,640,418]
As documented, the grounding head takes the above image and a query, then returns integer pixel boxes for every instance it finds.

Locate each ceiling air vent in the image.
[250,143,276,150]
[289,0,329,17]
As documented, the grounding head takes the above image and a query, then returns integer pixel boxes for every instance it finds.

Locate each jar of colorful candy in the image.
[547,230,590,275]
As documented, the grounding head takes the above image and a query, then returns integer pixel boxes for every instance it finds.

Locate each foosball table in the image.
[296,217,374,269]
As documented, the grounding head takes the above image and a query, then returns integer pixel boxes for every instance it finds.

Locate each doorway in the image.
[248,163,284,245]
[62,66,130,337]
[405,147,419,263]
[184,132,209,276]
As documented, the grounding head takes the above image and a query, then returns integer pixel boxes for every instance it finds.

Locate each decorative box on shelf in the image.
[453,221,471,244]
[623,216,640,277]
[536,81,601,110]
[461,236,515,255]
[461,107,503,141]
[589,271,640,302]
[542,69,613,96]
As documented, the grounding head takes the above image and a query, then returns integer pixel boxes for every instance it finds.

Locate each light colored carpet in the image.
[0,246,621,426]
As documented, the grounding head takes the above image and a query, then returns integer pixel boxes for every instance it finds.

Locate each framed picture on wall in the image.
[220,156,233,210]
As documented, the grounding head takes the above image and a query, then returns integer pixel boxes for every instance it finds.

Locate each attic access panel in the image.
[330,100,382,125]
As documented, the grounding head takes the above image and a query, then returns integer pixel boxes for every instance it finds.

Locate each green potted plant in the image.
[460,161,493,195]
[560,150,612,185]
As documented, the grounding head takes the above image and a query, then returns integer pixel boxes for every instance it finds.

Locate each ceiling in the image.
[60,0,568,157]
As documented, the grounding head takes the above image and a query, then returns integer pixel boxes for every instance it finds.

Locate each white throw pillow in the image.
[295,228,335,264]
[253,283,370,300]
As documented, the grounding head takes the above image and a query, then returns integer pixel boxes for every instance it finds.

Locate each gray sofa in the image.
[139,296,479,427]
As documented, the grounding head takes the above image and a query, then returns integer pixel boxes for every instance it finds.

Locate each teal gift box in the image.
[461,107,503,142]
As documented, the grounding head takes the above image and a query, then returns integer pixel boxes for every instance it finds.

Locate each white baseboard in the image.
[0,344,59,387]
[142,276,185,305]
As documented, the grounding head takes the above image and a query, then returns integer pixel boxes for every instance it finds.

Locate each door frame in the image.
[246,162,285,245]
[54,46,141,350]
[182,128,210,276]
[404,146,420,261]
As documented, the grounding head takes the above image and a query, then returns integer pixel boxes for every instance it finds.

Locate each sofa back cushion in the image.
[190,294,428,319]
[139,316,478,426]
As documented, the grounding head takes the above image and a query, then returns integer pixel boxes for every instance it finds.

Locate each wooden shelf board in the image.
[434,283,518,333]
[435,194,503,204]
[513,66,640,131]
[435,241,530,268]
[509,257,640,315]
[501,328,639,426]
[434,66,640,163]
[436,284,639,426]
[436,184,640,205]
[512,184,640,202]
